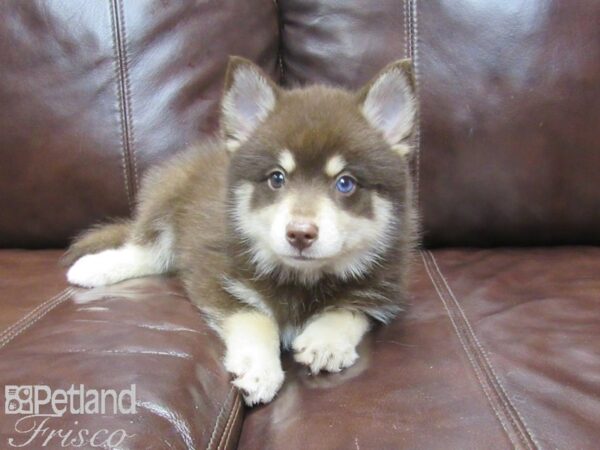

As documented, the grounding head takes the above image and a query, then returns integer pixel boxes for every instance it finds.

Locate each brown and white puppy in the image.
[65,57,418,406]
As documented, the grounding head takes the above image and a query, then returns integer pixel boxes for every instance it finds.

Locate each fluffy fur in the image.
[65,57,418,406]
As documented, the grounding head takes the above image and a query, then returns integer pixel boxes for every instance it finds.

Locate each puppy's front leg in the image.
[293,309,370,374]
[222,310,284,406]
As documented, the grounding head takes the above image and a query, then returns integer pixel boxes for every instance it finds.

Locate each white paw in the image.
[225,349,284,406]
[67,252,118,288]
[293,329,359,374]
[66,244,164,288]
[292,310,369,374]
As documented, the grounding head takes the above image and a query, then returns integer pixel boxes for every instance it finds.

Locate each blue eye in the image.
[335,175,356,194]
[268,171,286,189]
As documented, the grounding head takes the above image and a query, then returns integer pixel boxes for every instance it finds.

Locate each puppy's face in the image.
[222,57,416,282]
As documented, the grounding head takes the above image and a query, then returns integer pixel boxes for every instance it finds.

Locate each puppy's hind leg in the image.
[67,229,175,288]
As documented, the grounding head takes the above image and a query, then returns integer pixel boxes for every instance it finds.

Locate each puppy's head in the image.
[222,57,417,283]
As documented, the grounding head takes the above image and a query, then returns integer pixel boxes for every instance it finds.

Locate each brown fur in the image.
[62,220,131,266]
[66,57,418,331]
[220,85,417,325]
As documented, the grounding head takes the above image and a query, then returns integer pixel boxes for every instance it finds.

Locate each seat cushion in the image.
[238,247,600,449]
[0,250,242,450]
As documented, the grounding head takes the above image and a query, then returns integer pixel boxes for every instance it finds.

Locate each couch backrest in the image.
[0,0,279,247]
[1,0,599,247]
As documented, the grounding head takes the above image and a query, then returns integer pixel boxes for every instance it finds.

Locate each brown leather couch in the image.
[1,1,598,449]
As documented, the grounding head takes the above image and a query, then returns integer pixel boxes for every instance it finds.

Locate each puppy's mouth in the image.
[289,255,318,261]
[280,252,325,263]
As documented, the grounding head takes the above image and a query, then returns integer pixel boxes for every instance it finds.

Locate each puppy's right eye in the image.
[268,170,286,190]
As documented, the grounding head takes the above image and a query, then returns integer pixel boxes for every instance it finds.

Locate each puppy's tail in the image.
[62,219,132,266]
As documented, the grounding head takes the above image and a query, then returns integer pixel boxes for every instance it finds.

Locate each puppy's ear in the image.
[358,59,417,156]
[221,56,279,152]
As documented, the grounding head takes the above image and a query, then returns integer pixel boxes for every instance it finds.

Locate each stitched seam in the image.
[403,0,410,60]
[273,0,286,85]
[228,397,243,450]
[0,289,72,348]
[110,0,137,212]
[218,395,242,450]
[410,0,421,210]
[0,288,69,340]
[117,0,139,192]
[222,396,242,450]
[429,253,539,447]
[421,252,522,449]
[217,394,238,450]
[109,0,132,210]
[206,386,234,450]
[425,251,526,449]
[428,251,541,449]
[0,288,73,350]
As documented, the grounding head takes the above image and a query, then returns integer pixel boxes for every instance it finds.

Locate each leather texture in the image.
[2,1,599,247]
[1,1,599,449]
[278,0,600,246]
[0,0,278,248]
[238,248,600,449]
[1,249,598,448]
[416,0,600,246]
[0,250,244,450]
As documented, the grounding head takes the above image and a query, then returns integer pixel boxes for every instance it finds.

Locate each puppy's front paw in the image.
[292,310,369,374]
[293,327,358,374]
[225,349,284,406]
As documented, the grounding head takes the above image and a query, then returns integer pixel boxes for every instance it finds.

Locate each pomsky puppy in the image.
[65,56,418,406]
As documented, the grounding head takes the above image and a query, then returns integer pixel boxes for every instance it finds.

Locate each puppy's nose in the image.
[286,221,319,251]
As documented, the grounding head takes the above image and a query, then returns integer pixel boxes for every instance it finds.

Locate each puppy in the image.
[65,57,418,406]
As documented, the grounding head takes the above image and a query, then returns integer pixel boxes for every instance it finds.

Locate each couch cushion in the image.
[0,0,279,248]
[279,0,600,246]
[4,1,599,250]
[238,248,600,449]
[0,250,242,449]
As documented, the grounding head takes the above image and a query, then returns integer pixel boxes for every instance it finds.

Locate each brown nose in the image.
[286,221,319,251]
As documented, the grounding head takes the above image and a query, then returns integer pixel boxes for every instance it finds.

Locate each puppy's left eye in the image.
[335,175,356,195]
[268,170,286,190]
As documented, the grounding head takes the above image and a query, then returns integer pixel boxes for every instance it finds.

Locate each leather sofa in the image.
[1,1,598,449]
